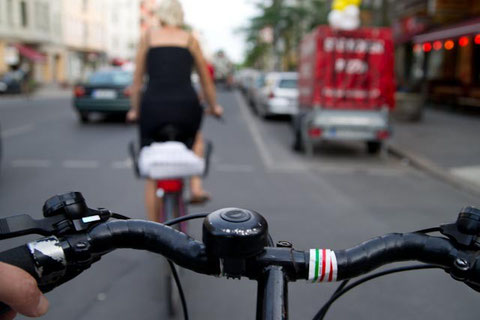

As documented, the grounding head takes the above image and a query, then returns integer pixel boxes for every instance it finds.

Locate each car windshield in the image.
[256,75,265,87]
[278,79,297,89]
[88,71,132,86]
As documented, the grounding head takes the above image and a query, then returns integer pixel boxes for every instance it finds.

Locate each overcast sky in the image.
[181,0,259,63]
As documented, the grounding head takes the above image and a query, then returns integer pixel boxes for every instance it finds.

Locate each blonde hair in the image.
[156,0,184,27]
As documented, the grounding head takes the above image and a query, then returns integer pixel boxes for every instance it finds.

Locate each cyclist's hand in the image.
[126,110,138,123]
[0,262,49,319]
[207,104,223,118]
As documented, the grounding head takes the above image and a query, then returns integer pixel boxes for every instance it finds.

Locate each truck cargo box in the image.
[298,26,395,111]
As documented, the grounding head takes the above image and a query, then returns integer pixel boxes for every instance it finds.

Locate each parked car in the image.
[246,72,265,109]
[73,69,133,123]
[256,72,299,118]
[0,122,2,172]
[0,70,25,94]
[236,69,258,94]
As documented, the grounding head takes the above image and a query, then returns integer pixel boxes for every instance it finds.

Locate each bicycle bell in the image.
[203,208,269,278]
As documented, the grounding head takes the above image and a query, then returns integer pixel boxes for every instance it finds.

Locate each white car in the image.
[257,72,298,118]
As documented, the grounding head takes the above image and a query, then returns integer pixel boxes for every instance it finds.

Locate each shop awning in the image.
[14,44,46,63]
[413,17,480,43]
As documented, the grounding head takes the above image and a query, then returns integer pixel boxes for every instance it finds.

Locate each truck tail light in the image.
[74,86,85,97]
[268,91,275,99]
[308,128,323,138]
[377,130,390,140]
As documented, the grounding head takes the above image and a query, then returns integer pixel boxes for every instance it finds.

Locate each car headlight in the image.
[0,82,6,91]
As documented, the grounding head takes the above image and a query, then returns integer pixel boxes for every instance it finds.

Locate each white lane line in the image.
[234,91,275,169]
[1,124,35,139]
[63,160,99,169]
[11,159,52,168]
[451,165,480,187]
[216,164,255,173]
[112,159,133,169]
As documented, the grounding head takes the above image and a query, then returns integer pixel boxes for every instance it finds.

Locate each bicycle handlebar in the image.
[1,221,478,290]
[0,195,479,319]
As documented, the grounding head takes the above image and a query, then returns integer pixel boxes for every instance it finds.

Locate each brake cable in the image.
[313,226,445,320]
[313,264,443,320]
[160,213,210,320]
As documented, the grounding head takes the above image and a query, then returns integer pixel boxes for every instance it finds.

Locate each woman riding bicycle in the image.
[127,0,223,222]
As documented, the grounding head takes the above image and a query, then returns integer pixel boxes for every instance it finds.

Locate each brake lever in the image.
[0,192,114,239]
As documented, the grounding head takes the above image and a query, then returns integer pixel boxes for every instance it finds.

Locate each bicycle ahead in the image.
[129,124,213,317]
[0,192,479,319]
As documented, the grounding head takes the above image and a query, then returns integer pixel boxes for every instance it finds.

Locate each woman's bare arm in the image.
[189,37,222,116]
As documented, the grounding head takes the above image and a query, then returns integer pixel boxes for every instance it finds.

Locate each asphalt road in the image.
[0,90,478,320]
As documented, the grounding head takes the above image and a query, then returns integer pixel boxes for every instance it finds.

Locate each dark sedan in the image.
[0,71,25,94]
[73,69,133,123]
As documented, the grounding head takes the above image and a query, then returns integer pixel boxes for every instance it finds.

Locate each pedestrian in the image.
[127,0,223,222]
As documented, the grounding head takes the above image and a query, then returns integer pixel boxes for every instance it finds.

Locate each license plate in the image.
[326,127,370,139]
[93,90,117,99]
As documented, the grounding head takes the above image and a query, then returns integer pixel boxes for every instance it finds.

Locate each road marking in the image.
[451,165,480,187]
[112,159,133,169]
[216,164,255,173]
[1,124,35,139]
[11,159,52,168]
[234,91,275,169]
[63,160,99,169]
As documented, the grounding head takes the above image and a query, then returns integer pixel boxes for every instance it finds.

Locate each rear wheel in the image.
[366,141,382,154]
[79,112,89,123]
[292,128,305,153]
[259,104,270,120]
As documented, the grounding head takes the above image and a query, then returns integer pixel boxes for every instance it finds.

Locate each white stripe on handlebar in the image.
[308,249,338,283]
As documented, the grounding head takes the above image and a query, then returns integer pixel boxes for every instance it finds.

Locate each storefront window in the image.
[426,50,443,80]
[473,44,480,85]
[20,1,27,28]
[411,50,425,81]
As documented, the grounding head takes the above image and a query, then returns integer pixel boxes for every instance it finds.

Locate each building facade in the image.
[140,0,157,32]
[393,0,480,106]
[0,0,64,84]
[0,0,142,86]
[105,0,140,63]
[62,0,109,84]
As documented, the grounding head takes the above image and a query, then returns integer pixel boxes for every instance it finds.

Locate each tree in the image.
[242,0,330,70]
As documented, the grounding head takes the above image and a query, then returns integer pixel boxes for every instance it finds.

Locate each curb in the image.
[388,143,480,198]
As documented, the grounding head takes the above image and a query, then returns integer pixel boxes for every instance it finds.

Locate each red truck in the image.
[294,26,395,155]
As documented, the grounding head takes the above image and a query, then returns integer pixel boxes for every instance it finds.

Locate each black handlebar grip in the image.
[0,245,39,315]
[0,245,38,279]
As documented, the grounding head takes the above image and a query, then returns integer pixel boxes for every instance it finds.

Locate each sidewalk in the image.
[389,106,480,195]
[0,84,71,101]
[33,84,71,99]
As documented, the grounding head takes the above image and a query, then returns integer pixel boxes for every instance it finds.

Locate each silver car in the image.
[257,72,298,118]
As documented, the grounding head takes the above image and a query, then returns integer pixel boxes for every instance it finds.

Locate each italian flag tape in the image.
[309,249,338,283]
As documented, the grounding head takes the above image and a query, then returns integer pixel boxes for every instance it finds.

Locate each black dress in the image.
[140,46,203,148]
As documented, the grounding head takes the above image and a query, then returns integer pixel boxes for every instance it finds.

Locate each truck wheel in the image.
[292,130,304,152]
[79,112,89,123]
[366,141,382,154]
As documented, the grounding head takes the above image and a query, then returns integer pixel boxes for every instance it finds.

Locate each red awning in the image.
[14,44,46,63]
[413,17,480,43]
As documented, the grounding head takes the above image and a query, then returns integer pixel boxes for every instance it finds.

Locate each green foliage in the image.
[242,0,330,69]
